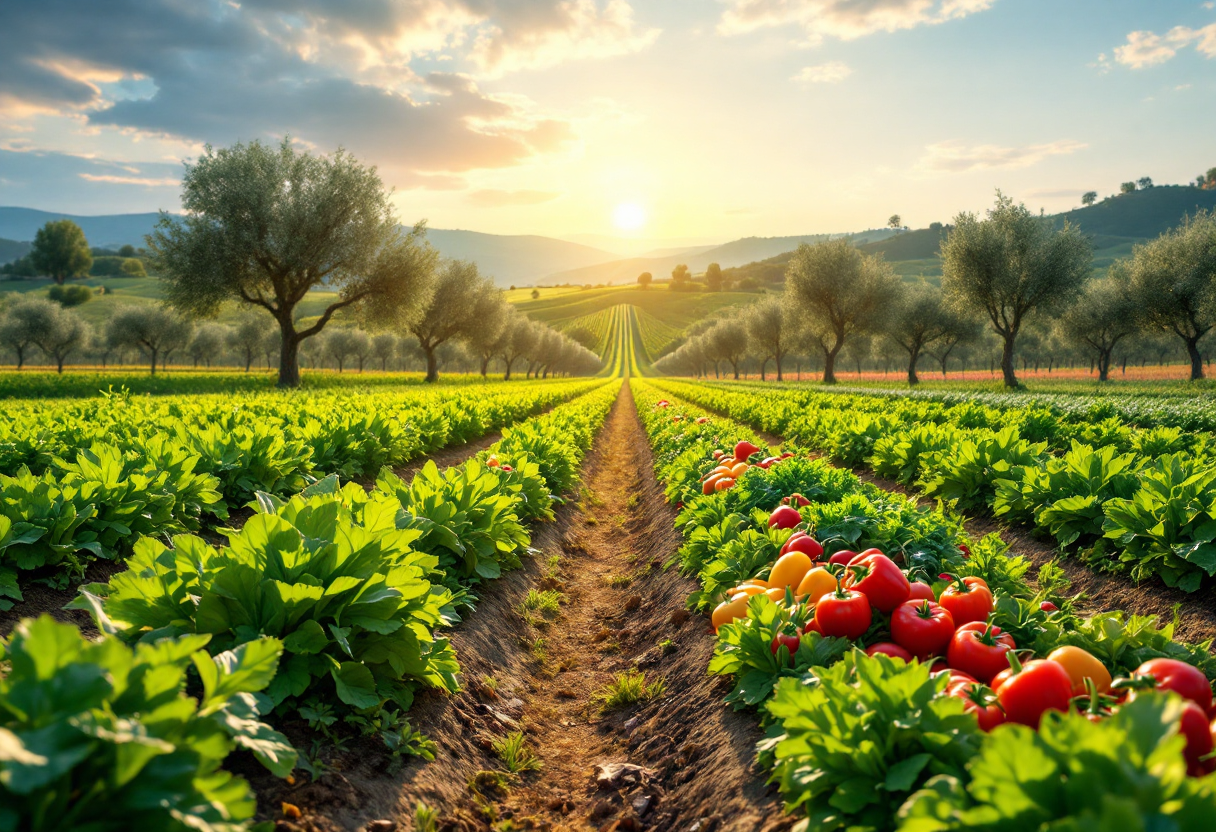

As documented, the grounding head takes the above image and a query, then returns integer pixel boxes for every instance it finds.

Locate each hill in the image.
[0,207,165,250]
[538,229,898,287]
[1056,185,1216,239]
[0,238,30,265]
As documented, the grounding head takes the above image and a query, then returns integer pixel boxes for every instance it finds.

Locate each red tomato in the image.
[948,681,1006,732]
[696,417,710,424]
[994,657,1074,727]
[843,553,911,613]
[865,642,913,662]
[768,505,802,530]
[946,622,1015,684]
[814,588,872,641]
[938,576,993,626]
[1179,700,1215,776]
[1040,601,1059,613]
[788,493,811,507]
[734,440,760,461]
[827,549,857,566]
[958,543,971,560]
[1135,659,1213,715]
[770,631,802,658]
[906,581,935,602]
[891,600,955,659]
[781,534,824,561]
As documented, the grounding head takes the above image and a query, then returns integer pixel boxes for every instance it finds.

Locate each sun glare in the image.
[612,202,646,231]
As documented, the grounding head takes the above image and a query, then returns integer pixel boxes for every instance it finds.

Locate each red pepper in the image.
[843,552,911,613]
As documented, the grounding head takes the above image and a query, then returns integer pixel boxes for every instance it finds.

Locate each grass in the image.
[414,802,439,832]
[519,589,563,627]
[493,731,543,774]
[592,669,666,712]
[529,637,547,663]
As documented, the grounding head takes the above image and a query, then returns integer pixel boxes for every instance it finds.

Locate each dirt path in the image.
[270,383,788,832]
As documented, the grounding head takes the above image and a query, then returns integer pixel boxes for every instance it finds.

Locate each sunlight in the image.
[612,202,646,231]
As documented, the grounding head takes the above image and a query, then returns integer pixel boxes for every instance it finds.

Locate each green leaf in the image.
[283,620,328,655]
[331,662,381,710]
[193,637,283,712]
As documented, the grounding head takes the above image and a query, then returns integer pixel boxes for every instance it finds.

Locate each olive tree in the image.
[461,292,509,376]
[745,297,794,381]
[0,299,45,369]
[498,313,538,380]
[187,323,229,368]
[227,313,271,372]
[405,260,498,382]
[885,282,957,385]
[30,220,92,285]
[0,298,87,372]
[784,238,898,383]
[149,138,436,387]
[372,333,398,371]
[707,319,748,379]
[1126,211,1216,380]
[106,305,192,375]
[1059,266,1142,381]
[941,193,1092,387]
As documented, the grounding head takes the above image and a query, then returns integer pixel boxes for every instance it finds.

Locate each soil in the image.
[256,382,787,832]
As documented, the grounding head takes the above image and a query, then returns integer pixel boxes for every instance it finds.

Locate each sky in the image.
[1,0,1215,245]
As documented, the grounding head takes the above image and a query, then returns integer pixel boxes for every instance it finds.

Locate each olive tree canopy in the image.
[1126,210,1216,380]
[1059,265,1142,381]
[149,138,436,386]
[30,220,92,285]
[784,238,898,383]
[941,192,1092,388]
[404,260,500,382]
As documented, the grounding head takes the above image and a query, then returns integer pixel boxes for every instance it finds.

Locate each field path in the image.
[273,382,788,831]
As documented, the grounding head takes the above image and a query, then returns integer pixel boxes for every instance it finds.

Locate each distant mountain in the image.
[1055,185,1216,241]
[0,207,619,288]
[539,230,899,286]
[0,237,30,264]
[424,229,616,286]
[0,207,165,250]
[559,233,723,257]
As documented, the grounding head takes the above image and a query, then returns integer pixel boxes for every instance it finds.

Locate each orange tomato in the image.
[714,477,736,491]
[1046,646,1112,696]
[795,567,837,605]
[769,551,814,591]
[712,595,751,631]
[702,476,722,495]
[765,586,791,604]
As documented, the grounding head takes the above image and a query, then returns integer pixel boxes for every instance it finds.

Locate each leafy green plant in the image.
[763,651,983,832]
[919,428,1047,511]
[493,731,542,774]
[898,694,1216,830]
[0,616,295,832]
[73,476,459,725]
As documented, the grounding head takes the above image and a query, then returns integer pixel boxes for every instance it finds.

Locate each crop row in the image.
[631,380,1216,831]
[0,380,621,831]
[0,379,600,607]
[654,379,1216,592]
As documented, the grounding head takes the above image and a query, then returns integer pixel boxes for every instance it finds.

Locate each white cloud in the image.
[791,61,852,83]
[915,139,1087,174]
[719,0,994,42]
[79,171,178,186]
[1113,23,1216,69]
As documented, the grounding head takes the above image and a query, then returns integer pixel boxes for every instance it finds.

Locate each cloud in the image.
[79,172,179,187]
[1112,23,1216,69]
[791,61,852,83]
[0,148,182,212]
[719,0,994,41]
[915,139,1087,174]
[466,188,561,206]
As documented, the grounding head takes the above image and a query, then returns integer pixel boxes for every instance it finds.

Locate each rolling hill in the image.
[0,238,30,265]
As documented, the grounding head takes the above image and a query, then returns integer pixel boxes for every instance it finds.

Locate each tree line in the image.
[0,140,599,383]
[656,193,1216,386]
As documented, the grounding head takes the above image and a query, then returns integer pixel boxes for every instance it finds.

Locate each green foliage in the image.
[919,427,1047,511]
[0,615,295,832]
[592,669,666,712]
[74,477,459,723]
[899,695,1216,831]
[46,284,93,307]
[764,651,984,832]
[30,219,92,283]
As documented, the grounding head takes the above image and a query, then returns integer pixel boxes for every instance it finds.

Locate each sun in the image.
[612,202,646,231]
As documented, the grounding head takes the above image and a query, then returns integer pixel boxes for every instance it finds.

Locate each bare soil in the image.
[258,383,787,832]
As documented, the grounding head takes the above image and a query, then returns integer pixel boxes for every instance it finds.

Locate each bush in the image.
[47,283,93,307]
[90,256,146,277]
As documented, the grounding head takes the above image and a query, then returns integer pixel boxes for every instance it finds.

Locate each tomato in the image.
[843,552,911,613]
[795,567,837,604]
[1135,659,1213,715]
[714,477,735,492]
[729,462,749,479]
[771,631,802,658]
[1179,700,1215,776]
[906,581,935,602]
[1039,600,1059,613]
[938,576,993,626]
[827,549,857,566]
[729,585,767,601]
[891,600,955,659]
[764,586,792,604]
[865,642,913,662]
[702,476,721,495]
[769,551,814,591]
[948,681,1005,732]
[946,622,1015,684]
[696,417,709,424]
[734,440,760,461]
[486,456,500,468]
[1046,646,1112,697]
[994,655,1074,727]
[958,543,971,560]
[501,465,513,472]
[711,595,750,631]
[768,505,802,530]
[814,587,872,641]
[711,449,724,460]
[788,493,811,508]
[781,533,824,560]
